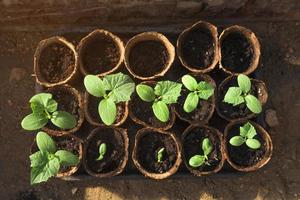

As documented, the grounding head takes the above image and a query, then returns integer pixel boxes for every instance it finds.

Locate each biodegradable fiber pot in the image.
[216,75,268,121]
[182,125,225,176]
[31,134,83,177]
[42,85,84,136]
[175,73,216,125]
[224,120,273,172]
[83,127,128,177]
[132,128,182,179]
[219,25,261,75]
[177,21,219,73]
[129,81,176,130]
[124,32,175,80]
[34,36,78,87]
[77,29,125,76]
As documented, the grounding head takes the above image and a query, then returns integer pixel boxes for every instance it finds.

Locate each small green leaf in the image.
[30,93,52,107]
[237,74,251,94]
[246,138,261,149]
[202,138,213,156]
[240,122,256,138]
[229,136,245,146]
[97,143,107,161]
[55,150,79,167]
[152,101,169,122]
[103,72,133,90]
[84,75,106,97]
[36,131,56,153]
[136,84,156,102]
[197,81,215,100]
[46,99,58,113]
[51,111,77,129]
[223,87,244,106]
[157,147,165,163]
[21,113,48,130]
[30,151,48,168]
[245,94,262,114]
[183,92,199,113]
[181,75,198,91]
[30,102,45,114]
[154,81,182,104]
[189,155,205,168]
[98,98,116,125]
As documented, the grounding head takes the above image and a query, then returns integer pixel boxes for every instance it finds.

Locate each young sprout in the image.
[136,81,182,122]
[181,75,214,113]
[97,143,107,161]
[189,138,213,168]
[223,74,262,114]
[21,93,77,131]
[30,131,79,185]
[229,122,261,150]
[156,147,165,163]
[84,72,135,125]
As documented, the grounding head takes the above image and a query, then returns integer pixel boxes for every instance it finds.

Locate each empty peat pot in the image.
[129,81,176,130]
[219,25,261,75]
[177,21,219,73]
[83,127,129,177]
[216,75,268,121]
[124,32,175,80]
[224,120,273,172]
[175,73,216,125]
[42,85,84,136]
[182,125,225,176]
[132,128,182,179]
[34,36,78,87]
[77,29,125,76]
[31,134,83,177]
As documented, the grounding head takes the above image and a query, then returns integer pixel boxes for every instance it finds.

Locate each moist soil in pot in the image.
[180,27,215,69]
[137,132,178,173]
[221,32,254,73]
[81,35,120,74]
[39,43,75,83]
[183,127,222,172]
[226,124,266,167]
[128,40,168,77]
[85,129,125,173]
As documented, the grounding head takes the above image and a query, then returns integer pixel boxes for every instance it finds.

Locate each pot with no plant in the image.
[130,80,182,130]
[77,29,125,76]
[175,74,216,125]
[84,72,135,126]
[83,127,129,177]
[177,21,219,73]
[124,32,175,80]
[182,125,225,176]
[219,25,261,75]
[29,131,82,185]
[34,36,78,87]
[216,74,268,121]
[224,120,273,171]
[132,127,182,179]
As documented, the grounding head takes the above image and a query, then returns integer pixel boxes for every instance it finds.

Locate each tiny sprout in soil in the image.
[229,122,261,150]
[30,131,79,185]
[156,147,165,163]
[181,74,214,113]
[189,138,213,168]
[84,72,135,125]
[136,81,182,122]
[21,93,77,131]
[97,143,107,161]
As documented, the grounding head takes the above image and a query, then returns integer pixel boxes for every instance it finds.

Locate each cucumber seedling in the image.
[181,74,214,113]
[223,74,262,114]
[30,131,79,184]
[136,81,182,122]
[84,72,135,125]
[189,138,213,168]
[21,93,77,131]
[156,147,165,163]
[97,143,107,161]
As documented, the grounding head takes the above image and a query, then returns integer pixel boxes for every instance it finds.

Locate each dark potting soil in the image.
[226,123,266,167]
[128,40,168,77]
[137,131,178,173]
[221,32,254,73]
[180,27,215,69]
[81,34,120,74]
[183,127,222,172]
[39,43,75,83]
[85,129,125,174]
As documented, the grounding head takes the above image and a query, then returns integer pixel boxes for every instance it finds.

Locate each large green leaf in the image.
[237,74,251,94]
[110,82,135,103]
[30,93,52,107]
[181,75,198,91]
[30,151,48,168]
[223,87,244,106]
[189,155,205,168]
[21,113,48,130]
[36,131,56,153]
[197,81,214,100]
[55,150,79,167]
[84,75,106,97]
[51,111,77,129]
[136,84,156,102]
[152,101,169,122]
[183,92,199,113]
[154,81,182,104]
[245,94,262,114]
[98,98,116,125]
[202,138,213,156]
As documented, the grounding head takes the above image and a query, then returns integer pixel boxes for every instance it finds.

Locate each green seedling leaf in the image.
[240,122,256,138]
[183,92,199,113]
[246,138,261,149]
[51,111,77,130]
[223,87,244,106]
[97,143,107,161]
[152,101,169,122]
[30,102,45,114]
[157,147,165,163]
[197,81,214,100]
[30,93,52,107]
[30,151,48,168]
[202,138,213,156]
[110,82,135,103]
[189,155,205,168]
[46,99,58,113]
[55,150,79,166]
[36,131,56,153]
[237,74,251,94]
[182,75,198,91]
[21,113,48,131]
[245,94,262,114]
[84,75,106,97]
[229,136,245,146]
[98,98,116,125]
[154,81,182,104]
[136,84,156,102]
